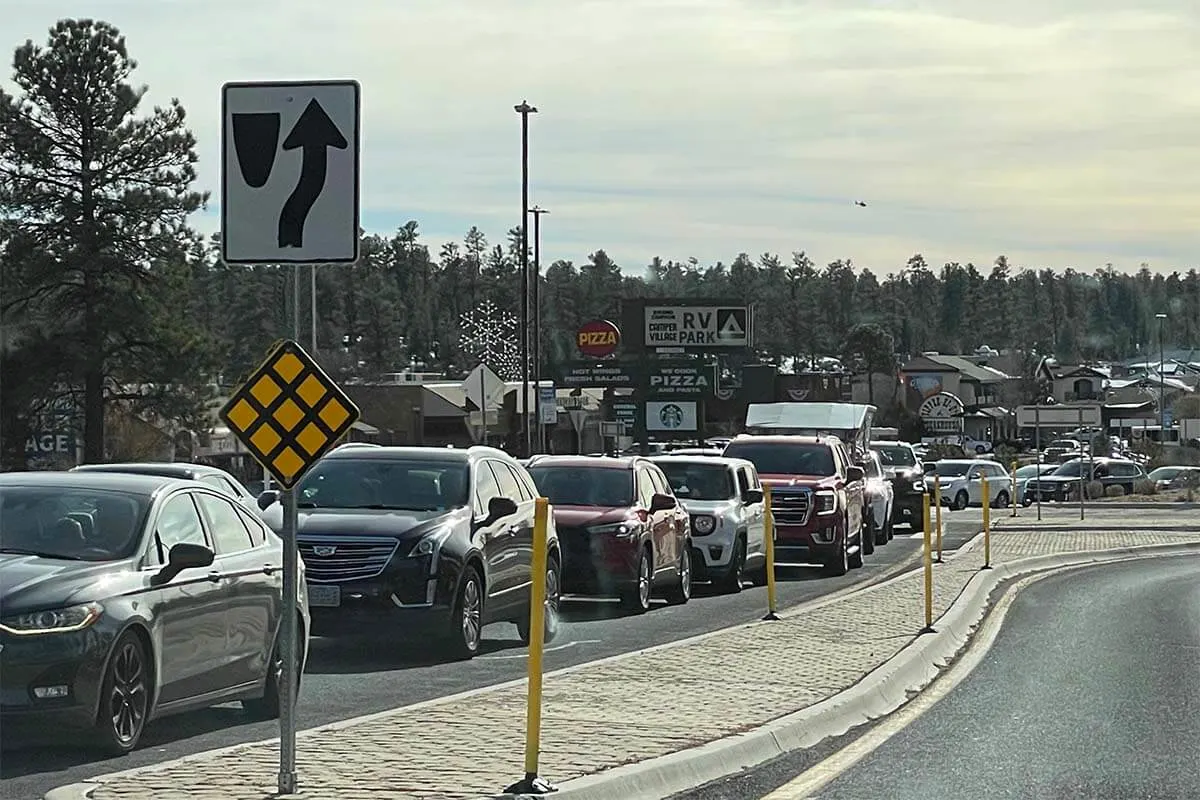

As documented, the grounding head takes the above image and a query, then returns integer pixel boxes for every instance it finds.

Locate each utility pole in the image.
[530,205,550,453]
[514,100,538,457]
[1156,312,1167,442]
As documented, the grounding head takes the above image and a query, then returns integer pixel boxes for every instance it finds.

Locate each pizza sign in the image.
[576,319,621,358]
[918,392,965,418]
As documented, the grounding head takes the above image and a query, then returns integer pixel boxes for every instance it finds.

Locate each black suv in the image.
[871,441,926,531]
[258,446,560,659]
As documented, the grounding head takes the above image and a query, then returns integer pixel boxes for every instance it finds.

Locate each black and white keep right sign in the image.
[644,305,751,348]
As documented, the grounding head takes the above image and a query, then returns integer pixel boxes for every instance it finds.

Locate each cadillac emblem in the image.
[312,545,337,557]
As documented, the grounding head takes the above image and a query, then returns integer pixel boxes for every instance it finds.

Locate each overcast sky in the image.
[5,0,1198,274]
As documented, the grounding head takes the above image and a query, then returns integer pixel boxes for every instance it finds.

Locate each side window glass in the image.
[505,464,536,501]
[736,468,751,495]
[221,477,246,498]
[234,505,268,545]
[474,461,501,516]
[636,470,656,506]
[646,468,667,496]
[154,494,208,564]
[197,493,255,554]
[488,461,523,500]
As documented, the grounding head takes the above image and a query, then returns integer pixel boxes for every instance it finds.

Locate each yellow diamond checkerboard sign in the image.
[219,339,361,489]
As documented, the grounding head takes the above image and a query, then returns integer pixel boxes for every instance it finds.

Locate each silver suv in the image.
[651,455,767,592]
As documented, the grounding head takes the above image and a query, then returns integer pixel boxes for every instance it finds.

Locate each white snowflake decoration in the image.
[459,300,523,380]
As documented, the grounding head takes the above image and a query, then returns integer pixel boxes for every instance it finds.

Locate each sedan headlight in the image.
[814,490,837,514]
[407,527,452,557]
[588,522,638,538]
[0,602,103,635]
[691,514,716,535]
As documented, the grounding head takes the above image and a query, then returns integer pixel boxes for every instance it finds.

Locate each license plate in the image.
[307,584,341,608]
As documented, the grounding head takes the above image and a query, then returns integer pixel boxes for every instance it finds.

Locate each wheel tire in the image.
[447,567,484,660]
[885,515,895,541]
[976,445,987,454]
[953,490,969,511]
[243,616,303,720]
[873,512,888,546]
[516,556,562,645]
[826,525,850,576]
[862,514,875,555]
[993,491,1009,509]
[622,548,653,614]
[665,546,692,605]
[1022,494,1034,507]
[94,631,151,755]
[716,539,746,594]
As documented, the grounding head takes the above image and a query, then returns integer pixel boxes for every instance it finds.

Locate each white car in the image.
[652,455,768,592]
[863,451,895,546]
[925,459,1012,510]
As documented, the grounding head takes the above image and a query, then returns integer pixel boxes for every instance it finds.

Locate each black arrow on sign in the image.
[278,98,348,248]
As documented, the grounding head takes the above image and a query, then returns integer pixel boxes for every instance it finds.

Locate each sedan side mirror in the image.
[743,489,764,504]
[846,466,865,482]
[649,493,677,512]
[486,496,519,522]
[151,542,214,587]
[257,490,279,510]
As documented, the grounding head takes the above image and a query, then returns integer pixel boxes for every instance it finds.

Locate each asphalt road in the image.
[1,515,981,800]
[678,553,1200,800]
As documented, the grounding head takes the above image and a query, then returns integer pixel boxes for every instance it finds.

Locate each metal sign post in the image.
[1035,405,1042,522]
[1078,406,1086,521]
[218,340,360,795]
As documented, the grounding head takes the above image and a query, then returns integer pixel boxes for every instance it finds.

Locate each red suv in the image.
[527,456,692,613]
[722,435,866,575]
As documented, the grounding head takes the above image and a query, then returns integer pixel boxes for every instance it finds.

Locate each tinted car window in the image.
[723,442,836,477]
[235,505,269,545]
[474,461,502,515]
[296,457,469,511]
[155,493,209,562]
[530,465,635,507]
[875,444,917,467]
[636,469,656,505]
[931,462,971,478]
[658,462,736,500]
[197,493,255,553]
[0,486,149,562]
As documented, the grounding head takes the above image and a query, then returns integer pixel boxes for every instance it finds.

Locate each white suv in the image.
[652,455,768,592]
[925,459,1012,510]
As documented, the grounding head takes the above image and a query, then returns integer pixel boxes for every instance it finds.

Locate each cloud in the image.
[4,0,1198,273]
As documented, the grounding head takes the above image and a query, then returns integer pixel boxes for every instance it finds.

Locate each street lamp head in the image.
[529,205,549,215]
[514,101,538,114]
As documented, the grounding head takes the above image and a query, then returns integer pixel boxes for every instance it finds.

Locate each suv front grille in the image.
[298,536,399,583]
[771,490,812,525]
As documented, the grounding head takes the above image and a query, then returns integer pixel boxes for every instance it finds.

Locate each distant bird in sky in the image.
[854,200,867,207]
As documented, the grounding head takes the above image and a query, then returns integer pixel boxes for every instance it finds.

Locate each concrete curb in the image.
[520,541,1200,800]
[994,524,1198,532]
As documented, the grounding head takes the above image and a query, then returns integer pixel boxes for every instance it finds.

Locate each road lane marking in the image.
[758,564,1082,799]
[479,639,603,660]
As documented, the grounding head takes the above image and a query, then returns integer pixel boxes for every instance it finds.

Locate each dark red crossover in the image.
[723,435,867,576]
[527,456,692,613]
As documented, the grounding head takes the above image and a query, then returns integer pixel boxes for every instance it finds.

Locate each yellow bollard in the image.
[981,474,992,570]
[763,485,779,621]
[922,489,933,632]
[504,498,555,795]
[933,475,943,563]
[1010,460,1019,517]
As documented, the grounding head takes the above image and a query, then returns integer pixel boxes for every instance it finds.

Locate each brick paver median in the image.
[72,530,1200,800]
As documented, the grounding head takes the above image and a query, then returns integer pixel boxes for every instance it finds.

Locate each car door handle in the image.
[263,564,277,575]
[206,571,222,583]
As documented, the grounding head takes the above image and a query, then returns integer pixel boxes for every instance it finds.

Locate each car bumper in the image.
[892,494,924,520]
[304,557,459,636]
[774,520,842,565]
[557,529,642,597]
[0,625,114,728]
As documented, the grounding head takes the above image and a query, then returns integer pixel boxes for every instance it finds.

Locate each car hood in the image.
[760,474,836,489]
[676,498,739,515]
[885,467,923,481]
[551,506,636,528]
[0,554,132,614]
[262,505,465,542]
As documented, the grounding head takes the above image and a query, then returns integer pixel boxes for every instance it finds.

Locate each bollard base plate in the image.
[918,626,937,635]
[504,774,558,795]
[762,611,780,621]
[980,564,993,570]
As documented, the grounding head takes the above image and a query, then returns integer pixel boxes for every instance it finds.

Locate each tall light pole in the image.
[310,264,318,353]
[514,101,538,457]
[1157,312,1168,440]
[530,205,550,453]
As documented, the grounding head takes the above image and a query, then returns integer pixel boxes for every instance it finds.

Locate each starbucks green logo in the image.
[659,403,685,429]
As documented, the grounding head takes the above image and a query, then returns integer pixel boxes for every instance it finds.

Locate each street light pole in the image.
[530,205,549,453]
[514,100,538,457]
[1157,312,1168,440]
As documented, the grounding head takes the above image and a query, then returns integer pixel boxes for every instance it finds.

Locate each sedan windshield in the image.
[529,466,634,507]
[931,462,972,478]
[1148,467,1182,481]
[296,458,469,511]
[657,462,735,500]
[1014,464,1049,479]
[0,486,149,561]
[875,445,917,468]
[1051,461,1091,478]
[722,442,836,477]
